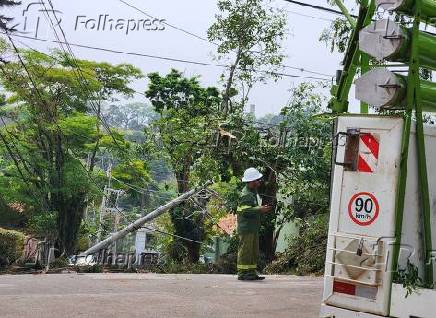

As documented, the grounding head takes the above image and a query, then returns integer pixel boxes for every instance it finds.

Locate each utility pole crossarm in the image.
[81,181,212,256]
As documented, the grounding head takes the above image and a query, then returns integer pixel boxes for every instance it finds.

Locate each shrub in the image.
[214,235,238,274]
[265,213,328,275]
[27,211,57,240]
[156,261,211,274]
[0,202,27,228]
[0,228,25,267]
[215,252,237,274]
[49,257,69,269]
[73,264,103,273]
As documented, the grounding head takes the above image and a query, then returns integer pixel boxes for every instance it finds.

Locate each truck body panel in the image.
[321,115,436,317]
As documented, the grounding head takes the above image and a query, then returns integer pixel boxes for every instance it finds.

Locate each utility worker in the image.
[237,167,272,281]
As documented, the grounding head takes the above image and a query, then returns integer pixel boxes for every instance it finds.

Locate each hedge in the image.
[0,228,25,267]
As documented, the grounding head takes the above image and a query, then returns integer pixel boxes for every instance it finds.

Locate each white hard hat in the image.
[242,168,263,183]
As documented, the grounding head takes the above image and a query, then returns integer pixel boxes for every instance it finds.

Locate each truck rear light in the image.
[333,280,378,300]
[333,281,356,296]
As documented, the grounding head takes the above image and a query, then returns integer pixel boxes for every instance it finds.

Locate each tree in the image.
[145,69,221,262]
[278,83,332,222]
[319,16,352,54]
[206,1,288,260]
[104,102,158,131]
[208,0,287,114]
[210,83,331,262]
[146,69,221,194]
[0,44,143,255]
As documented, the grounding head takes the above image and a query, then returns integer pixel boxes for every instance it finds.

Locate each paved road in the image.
[0,273,323,318]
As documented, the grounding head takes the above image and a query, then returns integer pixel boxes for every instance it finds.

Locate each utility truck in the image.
[320,0,436,317]
[320,115,436,318]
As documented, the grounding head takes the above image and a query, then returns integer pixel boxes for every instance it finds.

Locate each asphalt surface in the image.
[0,273,323,318]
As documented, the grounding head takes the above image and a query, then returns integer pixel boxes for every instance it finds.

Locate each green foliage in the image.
[202,178,240,248]
[208,0,286,73]
[150,259,211,274]
[112,160,150,186]
[253,84,332,272]
[49,257,69,269]
[76,219,98,252]
[27,211,58,240]
[73,264,103,273]
[0,227,25,267]
[208,177,240,215]
[146,70,221,192]
[215,235,239,274]
[145,69,222,262]
[146,69,220,114]
[0,199,27,228]
[200,82,331,263]
[320,17,353,53]
[208,0,287,110]
[265,214,328,275]
[0,44,143,255]
[393,261,426,297]
[278,83,331,221]
[104,103,158,131]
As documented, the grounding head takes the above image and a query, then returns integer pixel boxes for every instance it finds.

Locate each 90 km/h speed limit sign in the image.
[348,192,380,226]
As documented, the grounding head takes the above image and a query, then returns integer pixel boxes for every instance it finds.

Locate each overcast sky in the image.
[4,0,360,116]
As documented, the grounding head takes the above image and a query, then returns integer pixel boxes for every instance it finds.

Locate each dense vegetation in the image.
[0,0,334,273]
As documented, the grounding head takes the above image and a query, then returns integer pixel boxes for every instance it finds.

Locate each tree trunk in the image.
[259,167,279,263]
[171,164,202,263]
[222,48,242,115]
[56,193,87,255]
[51,130,87,256]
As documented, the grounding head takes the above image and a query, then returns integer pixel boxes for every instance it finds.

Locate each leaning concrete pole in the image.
[81,181,212,256]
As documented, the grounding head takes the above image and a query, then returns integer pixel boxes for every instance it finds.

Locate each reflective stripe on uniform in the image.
[237,264,257,270]
[256,194,262,206]
[237,205,253,213]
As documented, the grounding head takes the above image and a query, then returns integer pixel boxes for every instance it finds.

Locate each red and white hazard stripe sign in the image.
[358,133,379,173]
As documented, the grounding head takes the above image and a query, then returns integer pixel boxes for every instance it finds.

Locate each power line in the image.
[10,37,149,100]
[282,0,359,18]
[41,0,127,151]
[39,1,127,151]
[110,175,177,200]
[109,205,204,244]
[143,225,203,244]
[1,36,118,199]
[117,0,213,45]
[2,42,320,135]
[286,10,335,23]
[6,32,331,81]
[4,33,46,107]
[281,66,332,78]
[116,0,333,79]
[0,33,90,193]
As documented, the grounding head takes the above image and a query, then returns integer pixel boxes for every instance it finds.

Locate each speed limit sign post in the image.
[348,192,380,226]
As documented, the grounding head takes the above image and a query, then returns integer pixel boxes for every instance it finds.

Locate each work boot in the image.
[237,273,257,281]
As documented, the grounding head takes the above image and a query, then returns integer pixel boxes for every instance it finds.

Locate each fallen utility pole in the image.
[81,181,212,256]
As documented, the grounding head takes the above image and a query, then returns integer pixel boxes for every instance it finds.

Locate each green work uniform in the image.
[237,185,262,278]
